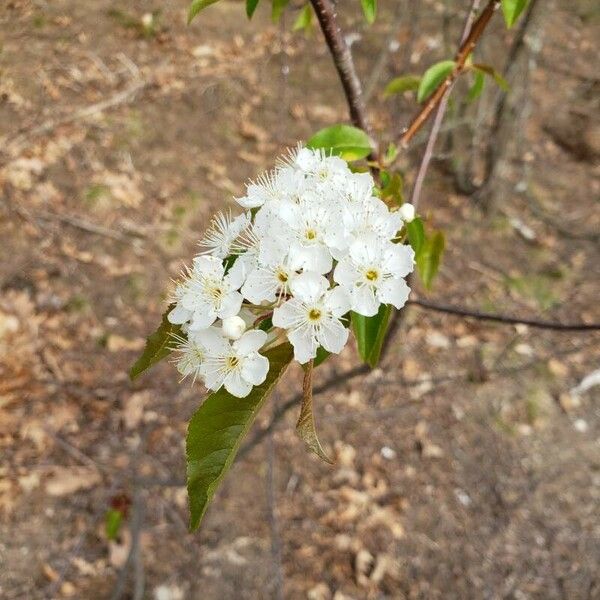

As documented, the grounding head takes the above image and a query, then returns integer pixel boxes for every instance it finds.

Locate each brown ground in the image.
[1,1,599,599]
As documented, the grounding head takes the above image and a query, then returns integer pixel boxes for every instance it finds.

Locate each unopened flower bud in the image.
[399,202,415,223]
[222,315,246,340]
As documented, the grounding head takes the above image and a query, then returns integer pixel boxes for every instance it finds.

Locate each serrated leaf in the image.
[360,0,377,24]
[417,60,456,103]
[188,0,220,23]
[501,0,529,28]
[186,342,294,531]
[306,124,373,161]
[292,3,312,33]
[416,231,445,290]
[296,360,333,463]
[384,75,420,97]
[246,0,260,18]
[271,0,289,22]
[472,63,510,91]
[467,70,485,102]
[129,306,181,380]
[352,304,392,368]
[406,217,425,256]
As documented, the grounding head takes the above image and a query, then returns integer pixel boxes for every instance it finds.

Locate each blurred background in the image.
[1,0,599,598]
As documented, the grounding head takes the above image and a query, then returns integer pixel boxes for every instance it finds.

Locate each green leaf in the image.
[472,63,510,91]
[188,0,220,23]
[360,0,377,24]
[384,75,420,97]
[406,217,425,255]
[271,0,289,22]
[417,60,456,103]
[306,124,373,161]
[246,0,260,18]
[467,70,485,102]
[105,509,124,541]
[416,231,445,290]
[296,361,333,463]
[501,0,529,28]
[129,306,181,380]
[292,3,312,33]
[352,304,392,368]
[380,172,404,206]
[186,342,294,531]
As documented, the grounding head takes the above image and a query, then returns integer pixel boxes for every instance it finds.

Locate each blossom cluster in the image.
[168,147,415,397]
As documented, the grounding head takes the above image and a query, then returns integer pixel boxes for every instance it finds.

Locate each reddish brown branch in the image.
[400,0,501,147]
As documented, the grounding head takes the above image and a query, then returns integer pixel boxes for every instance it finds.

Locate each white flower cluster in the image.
[168,147,415,397]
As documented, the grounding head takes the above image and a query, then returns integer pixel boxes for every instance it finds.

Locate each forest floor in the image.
[1,1,599,599]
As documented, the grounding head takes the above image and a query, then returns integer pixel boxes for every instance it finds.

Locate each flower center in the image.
[308,308,322,321]
[365,269,379,282]
[276,269,289,283]
[305,228,317,241]
[226,355,239,370]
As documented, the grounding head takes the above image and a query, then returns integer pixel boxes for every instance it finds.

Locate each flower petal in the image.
[195,327,230,355]
[240,354,269,386]
[377,278,411,309]
[288,326,318,364]
[241,268,278,304]
[234,330,268,355]
[351,285,379,317]
[317,318,349,355]
[217,291,243,320]
[224,371,253,398]
[289,272,328,304]
[272,299,304,329]
[167,303,191,325]
[324,286,351,317]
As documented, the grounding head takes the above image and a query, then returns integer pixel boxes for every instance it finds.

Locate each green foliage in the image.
[417,60,456,103]
[467,70,485,102]
[406,217,425,255]
[379,171,404,206]
[129,306,181,380]
[306,124,373,161]
[293,4,313,34]
[246,0,260,18]
[105,509,124,541]
[351,304,392,368]
[415,231,445,290]
[472,63,509,91]
[186,343,294,530]
[188,0,220,23]
[360,0,377,25]
[384,75,420,97]
[271,0,290,22]
[501,0,529,27]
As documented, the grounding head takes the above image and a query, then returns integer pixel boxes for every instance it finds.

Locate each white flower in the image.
[334,234,414,317]
[236,167,306,209]
[198,211,250,259]
[399,202,415,223]
[272,272,350,364]
[172,330,210,383]
[198,328,269,398]
[168,256,245,331]
[222,315,247,340]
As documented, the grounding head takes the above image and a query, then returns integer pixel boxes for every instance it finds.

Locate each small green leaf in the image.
[352,304,392,368]
[380,172,404,206]
[384,75,421,97]
[306,124,373,161]
[417,60,456,103]
[416,231,445,290]
[188,0,220,23]
[187,343,294,531]
[360,0,377,24]
[501,0,529,27]
[467,70,485,102]
[246,0,260,18]
[406,217,425,255]
[292,3,312,33]
[105,509,124,541]
[129,306,181,380]
[271,0,289,22]
[472,63,510,91]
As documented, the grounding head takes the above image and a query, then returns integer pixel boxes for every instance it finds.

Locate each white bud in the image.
[221,315,246,340]
[399,202,415,223]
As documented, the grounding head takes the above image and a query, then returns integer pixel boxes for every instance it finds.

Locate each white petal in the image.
[217,291,243,319]
[288,326,318,364]
[382,244,415,278]
[234,330,267,355]
[349,235,381,266]
[192,255,224,278]
[189,309,217,330]
[272,300,304,329]
[167,303,191,325]
[225,258,247,289]
[200,360,225,390]
[378,278,410,309]
[224,371,253,397]
[351,285,379,317]
[333,259,359,288]
[324,286,351,317]
[195,327,230,355]
[241,268,278,304]
[289,272,328,304]
[316,318,349,355]
[241,354,269,386]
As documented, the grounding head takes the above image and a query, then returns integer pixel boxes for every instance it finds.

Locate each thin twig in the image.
[408,298,600,331]
[309,0,375,151]
[400,0,501,148]
[409,0,481,209]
